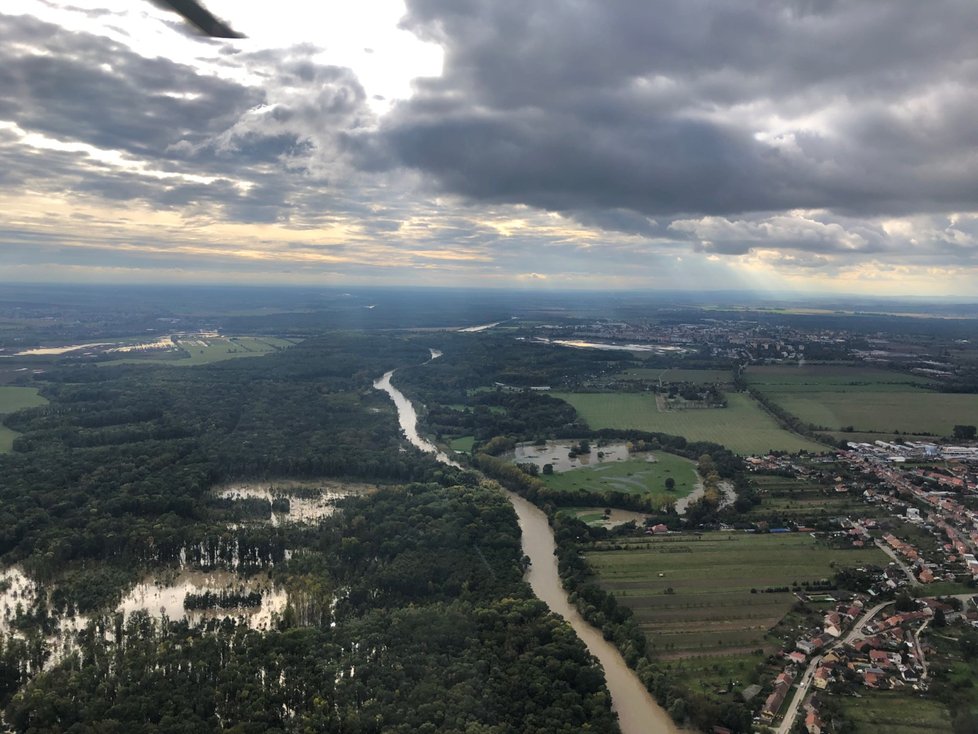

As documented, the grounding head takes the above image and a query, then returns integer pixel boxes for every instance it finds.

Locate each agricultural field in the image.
[552,391,827,454]
[744,364,977,440]
[744,474,885,523]
[0,386,48,453]
[763,391,978,437]
[836,692,950,733]
[743,365,934,391]
[586,532,887,658]
[541,453,698,505]
[619,368,733,384]
[103,336,297,367]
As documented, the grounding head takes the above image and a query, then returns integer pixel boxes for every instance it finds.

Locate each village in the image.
[742,444,978,733]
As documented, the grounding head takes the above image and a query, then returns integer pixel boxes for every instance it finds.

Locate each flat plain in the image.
[553,391,826,454]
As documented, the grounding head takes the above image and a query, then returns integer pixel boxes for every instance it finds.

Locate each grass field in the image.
[744,365,934,390]
[765,391,978,436]
[541,453,697,504]
[0,386,47,413]
[449,435,475,452]
[0,387,48,454]
[553,391,826,454]
[0,425,19,453]
[103,336,297,367]
[587,532,888,658]
[837,692,950,733]
[620,368,733,384]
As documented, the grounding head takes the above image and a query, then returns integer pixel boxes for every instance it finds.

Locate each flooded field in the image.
[513,439,646,472]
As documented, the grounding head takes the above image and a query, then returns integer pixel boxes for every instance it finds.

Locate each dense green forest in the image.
[4,484,619,733]
[0,334,448,582]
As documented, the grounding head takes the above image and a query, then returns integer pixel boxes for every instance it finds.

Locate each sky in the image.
[3,0,978,295]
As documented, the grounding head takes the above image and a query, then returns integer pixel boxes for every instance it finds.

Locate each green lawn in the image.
[0,386,47,413]
[541,453,697,505]
[587,532,887,658]
[553,391,826,454]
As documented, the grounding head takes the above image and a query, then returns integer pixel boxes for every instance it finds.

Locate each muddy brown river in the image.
[375,355,682,734]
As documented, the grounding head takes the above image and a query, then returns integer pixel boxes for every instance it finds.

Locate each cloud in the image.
[365,0,978,224]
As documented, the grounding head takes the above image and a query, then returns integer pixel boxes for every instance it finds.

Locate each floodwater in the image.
[529,337,688,355]
[118,569,287,630]
[513,440,638,473]
[15,342,113,356]
[216,482,367,525]
[0,566,36,636]
[375,355,683,734]
[674,478,737,515]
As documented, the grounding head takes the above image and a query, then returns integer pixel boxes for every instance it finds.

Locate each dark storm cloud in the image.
[365,0,978,221]
[0,14,260,159]
[0,12,374,221]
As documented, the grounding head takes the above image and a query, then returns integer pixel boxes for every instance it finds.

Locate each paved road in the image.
[843,601,891,644]
[777,601,890,734]
[875,540,920,587]
[776,655,820,734]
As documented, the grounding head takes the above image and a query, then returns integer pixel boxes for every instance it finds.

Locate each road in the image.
[843,601,891,644]
[875,540,920,587]
[777,601,890,734]
[776,654,820,734]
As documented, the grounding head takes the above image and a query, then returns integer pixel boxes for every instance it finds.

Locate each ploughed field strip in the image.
[743,474,888,521]
[586,533,888,658]
[553,391,825,454]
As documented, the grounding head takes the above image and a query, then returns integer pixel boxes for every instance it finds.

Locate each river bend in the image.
[373,359,680,734]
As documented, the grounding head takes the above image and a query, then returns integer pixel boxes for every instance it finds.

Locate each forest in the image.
[4,484,619,733]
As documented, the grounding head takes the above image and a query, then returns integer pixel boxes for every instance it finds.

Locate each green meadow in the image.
[553,391,826,454]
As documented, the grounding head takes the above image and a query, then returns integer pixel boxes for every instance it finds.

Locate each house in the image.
[813,666,832,690]
[787,651,807,665]
[824,612,844,637]
[797,639,817,655]
[869,650,892,668]
[761,682,791,721]
[805,709,825,734]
